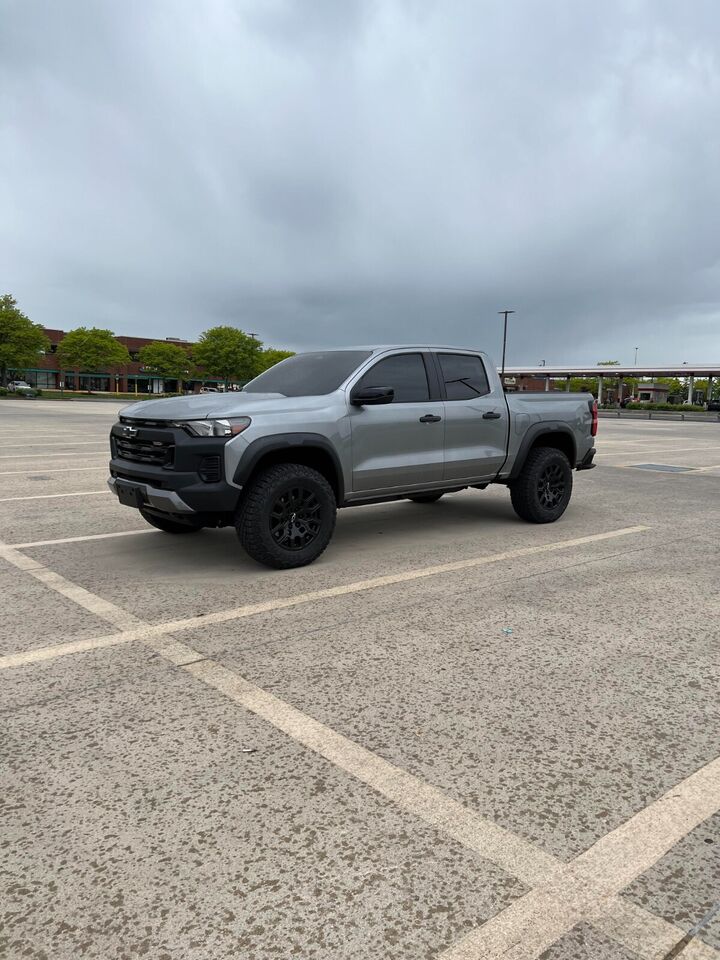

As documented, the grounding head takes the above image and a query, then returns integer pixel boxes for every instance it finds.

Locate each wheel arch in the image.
[509,423,577,480]
[233,434,344,503]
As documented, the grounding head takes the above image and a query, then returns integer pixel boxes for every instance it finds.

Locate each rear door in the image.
[348,351,445,493]
[434,351,509,481]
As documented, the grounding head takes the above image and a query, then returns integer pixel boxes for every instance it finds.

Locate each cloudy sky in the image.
[2,0,719,364]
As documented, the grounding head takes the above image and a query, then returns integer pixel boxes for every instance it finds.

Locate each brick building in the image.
[15,329,225,394]
[503,374,630,402]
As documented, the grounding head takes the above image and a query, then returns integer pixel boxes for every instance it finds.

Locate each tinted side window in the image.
[438,353,490,400]
[244,350,372,396]
[357,353,429,403]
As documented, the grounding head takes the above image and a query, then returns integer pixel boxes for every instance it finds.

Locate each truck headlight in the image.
[173,417,251,437]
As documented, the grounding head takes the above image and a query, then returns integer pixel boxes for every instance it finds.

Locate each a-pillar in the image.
[565,376,571,392]
[597,377,603,404]
[686,376,695,404]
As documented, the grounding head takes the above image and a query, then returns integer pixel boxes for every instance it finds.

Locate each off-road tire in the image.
[407,493,444,503]
[140,509,204,534]
[510,447,573,523]
[236,463,337,569]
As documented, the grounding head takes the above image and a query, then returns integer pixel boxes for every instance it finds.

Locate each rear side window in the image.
[356,353,429,403]
[438,353,490,400]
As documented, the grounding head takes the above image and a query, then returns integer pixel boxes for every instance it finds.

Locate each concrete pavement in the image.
[1,400,719,959]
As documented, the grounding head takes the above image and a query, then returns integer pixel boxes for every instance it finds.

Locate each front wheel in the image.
[139,509,204,534]
[510,447,573,523]
[236,463,337,569]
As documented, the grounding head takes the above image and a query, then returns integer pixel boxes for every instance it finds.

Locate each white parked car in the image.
[7,380,32,392]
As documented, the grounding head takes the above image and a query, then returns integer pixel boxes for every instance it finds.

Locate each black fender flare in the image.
[508,422,578,480]
[233,433,345,500]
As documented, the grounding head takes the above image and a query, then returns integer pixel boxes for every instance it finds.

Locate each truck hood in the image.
[120,392,327,420]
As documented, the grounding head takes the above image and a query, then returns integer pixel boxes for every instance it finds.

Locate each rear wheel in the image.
[139,509,204,534]
[510,447,572,523]
[407,493,444,503]
[236,463,336,569]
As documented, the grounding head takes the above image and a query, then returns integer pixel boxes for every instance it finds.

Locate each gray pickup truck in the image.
[108,346,597,568]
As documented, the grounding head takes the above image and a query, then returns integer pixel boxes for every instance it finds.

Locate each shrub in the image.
[625,402,706,412]
[0,387,7,397]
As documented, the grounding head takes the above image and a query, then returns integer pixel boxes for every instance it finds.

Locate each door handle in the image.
[419,414,442,423]
[482,411,502,419]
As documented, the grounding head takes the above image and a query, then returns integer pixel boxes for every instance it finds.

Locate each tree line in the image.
[0,294,294,389]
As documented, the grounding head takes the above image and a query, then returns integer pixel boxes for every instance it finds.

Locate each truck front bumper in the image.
[108,421,242,516]
[107,476,197,513]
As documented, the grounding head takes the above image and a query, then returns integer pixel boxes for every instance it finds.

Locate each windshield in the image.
[243,351,371,397]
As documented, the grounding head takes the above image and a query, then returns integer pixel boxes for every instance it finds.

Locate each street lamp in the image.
[498,310,515,379]
[634,347,639,366]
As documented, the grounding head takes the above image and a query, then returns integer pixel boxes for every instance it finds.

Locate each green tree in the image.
[138,341,193,383]
[193,326,262,388]
[0,294,50,387]
[254,347,295,376]
[57,327,131,392]
[597,360,620,366]
[655,377,684,400]
[569,377,599,394]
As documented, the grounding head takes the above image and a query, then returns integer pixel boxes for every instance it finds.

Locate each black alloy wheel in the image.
[269,486,323,551]
[536,462,566,509]
[236,463,337,569]
[510,446,573,523]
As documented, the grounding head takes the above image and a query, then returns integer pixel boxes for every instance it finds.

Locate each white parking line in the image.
[0,541,141,630]
[0,440,112,448]
[0,450,107,459]
[10,529,153,549]
[438,757,720,960]
[0,490,107,502]
[0,525,650,671]
[0,432,110,438]
[600,445,720,459]
[587,898,720,960]
[0,465,108,476]
[185,655,558,883]
[1,521,714,960]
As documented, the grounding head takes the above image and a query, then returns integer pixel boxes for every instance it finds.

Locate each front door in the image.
[349,352,445,494]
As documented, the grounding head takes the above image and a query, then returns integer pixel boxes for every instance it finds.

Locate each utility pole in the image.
[634,346,639,366]
[498,310,515,380]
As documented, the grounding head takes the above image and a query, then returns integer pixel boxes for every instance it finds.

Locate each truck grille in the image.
[115,436,174,467]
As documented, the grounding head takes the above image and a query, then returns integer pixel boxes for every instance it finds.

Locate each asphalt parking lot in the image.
[1,398,719,960]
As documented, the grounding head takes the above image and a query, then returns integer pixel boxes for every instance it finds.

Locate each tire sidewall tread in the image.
[236,463,337,569]
[510,447,573,523]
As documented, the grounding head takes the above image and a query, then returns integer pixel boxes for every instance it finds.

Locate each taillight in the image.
[590,399,598,437]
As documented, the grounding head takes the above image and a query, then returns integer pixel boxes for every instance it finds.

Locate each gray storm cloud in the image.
[1,0,719,364]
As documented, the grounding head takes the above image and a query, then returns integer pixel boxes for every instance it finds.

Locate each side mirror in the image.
[350,386,394,406]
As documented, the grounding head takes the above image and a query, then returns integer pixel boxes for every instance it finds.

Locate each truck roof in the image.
[304,345,489,354]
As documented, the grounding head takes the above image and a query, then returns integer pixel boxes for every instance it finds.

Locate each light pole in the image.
[634,347,639,366]
[498,310,515,380]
